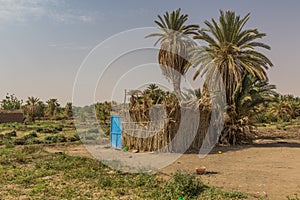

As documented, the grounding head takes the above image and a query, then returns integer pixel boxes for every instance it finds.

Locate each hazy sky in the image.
[0,0,300,106]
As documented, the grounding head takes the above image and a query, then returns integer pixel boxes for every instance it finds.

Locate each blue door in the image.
[110,115,122,149]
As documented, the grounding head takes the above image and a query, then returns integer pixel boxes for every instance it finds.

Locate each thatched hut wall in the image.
[121,101,212,153]
[0,110,24,123]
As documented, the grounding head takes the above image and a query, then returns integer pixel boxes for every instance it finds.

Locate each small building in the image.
[0,110,24,123]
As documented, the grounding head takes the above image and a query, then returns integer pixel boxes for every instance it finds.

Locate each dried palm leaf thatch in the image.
[122,91,214,153]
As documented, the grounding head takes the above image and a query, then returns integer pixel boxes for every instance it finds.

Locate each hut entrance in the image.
[110,115,122,149]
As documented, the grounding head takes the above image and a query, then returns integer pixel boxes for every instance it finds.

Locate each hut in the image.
[0,110,24,123]
[120,92,220,153]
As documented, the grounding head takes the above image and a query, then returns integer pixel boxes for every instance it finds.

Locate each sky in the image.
[0,0,300,106]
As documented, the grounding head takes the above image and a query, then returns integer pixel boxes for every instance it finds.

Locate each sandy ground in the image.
[162,140,300,199]
[45,137,300,200]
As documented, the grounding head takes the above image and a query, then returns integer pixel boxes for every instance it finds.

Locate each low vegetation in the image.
[0,145,248,199]
[0,121,80,147]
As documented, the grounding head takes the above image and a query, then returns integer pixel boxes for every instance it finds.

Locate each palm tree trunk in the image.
[173,73,182,100]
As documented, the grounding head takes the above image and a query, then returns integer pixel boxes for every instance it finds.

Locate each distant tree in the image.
[25,96,40,122]
[95,101,111,122]
[0,93,23,110]
[36,101,46,119]
[143,84,166,104]
[270,95,300,122]
[64,102,73,119]
[46,99,60,118]
[95,102,111,135]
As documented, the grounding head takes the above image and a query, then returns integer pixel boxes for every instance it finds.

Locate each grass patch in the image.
[287,194,300,200]
[0,146,248,199]
[0,121,80,146]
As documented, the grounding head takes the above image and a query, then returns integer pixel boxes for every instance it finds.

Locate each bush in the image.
[276,124,287,131]
[257,112,278,123]
[280,113,292,122]
[12,132,40,145]
[15,125,28,132]
[85,134,98,140]
[68,133,80,142]
[14,138,26,145]
[44,135,67,143]
[87,128,99,133]
[24,138,43,145]
[37,127,59,134]
[22,145,44,154]
[152,173,204,199]
[5,131,17,138]
[287,194,300,200]
[54,126,63,132]
[23,132,38,140]
[4,140,15,148]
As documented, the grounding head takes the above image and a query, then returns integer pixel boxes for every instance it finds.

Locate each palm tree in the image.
[192,10,273,105]
[36,101,46,119]
[46,99,60,118]
[221,74,277,144]
[231,74,277,120]
[270,95,300,121]
[95,101,111,122]
[146,9,199,98]
[25,97,40,121]
[145,84,159,93]
[182,88,202,101]
[144,84,165,104]
[95,101,111,135]
[64,102,73,119]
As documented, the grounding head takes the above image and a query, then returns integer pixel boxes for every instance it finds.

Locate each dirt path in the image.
[162,139,300,199]
[45,139,300,199]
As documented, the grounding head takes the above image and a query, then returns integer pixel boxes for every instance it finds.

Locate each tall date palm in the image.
[146,9,199,98]
[192,10,273,105]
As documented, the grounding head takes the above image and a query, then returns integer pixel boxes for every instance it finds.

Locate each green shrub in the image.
[14,138,26,145]
[12,132,40,145]
[44,135,67,143]
[276,124,287,130]
[152,173,204,199]
[287,194,300,200]
[87,128,99,133]
[5,131,17,138]
[255,112,278,123]
[68,133,80,142]
[54,126,63,132]
[36,128,43,132]
[15,125,29,132]
[4,140,15,148]
[85,134,97,140]
[22,145,44,154]
[23,132,38,140]
[25,138,43,145]
[37,127,60,134]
